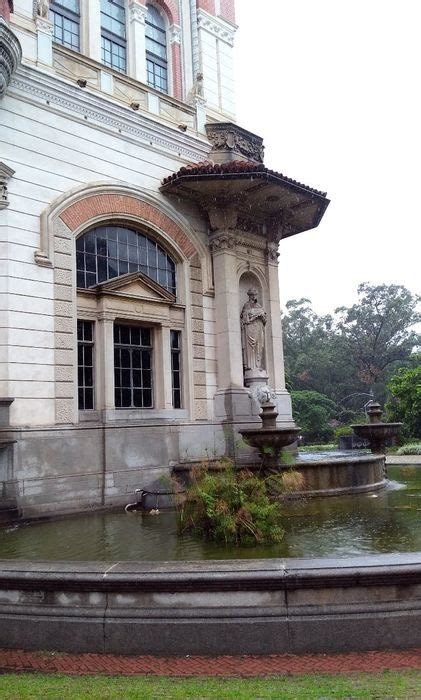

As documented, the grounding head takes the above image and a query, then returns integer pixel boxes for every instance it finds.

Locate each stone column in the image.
[97,314,115,413]
[160,325,174,410]
[210,233,243,392]
[127,0,148,84]
[169,23,182,100]
[0,1,21,99]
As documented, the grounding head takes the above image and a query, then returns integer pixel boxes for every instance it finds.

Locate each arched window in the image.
[76,225,176,294]
[101,0,127,73]
[145,4,168,93]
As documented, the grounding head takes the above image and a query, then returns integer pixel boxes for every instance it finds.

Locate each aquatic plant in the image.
[177,459,303,545]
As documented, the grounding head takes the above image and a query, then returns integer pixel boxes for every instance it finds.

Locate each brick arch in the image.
[59,193,196,259]
[149,0,179,25]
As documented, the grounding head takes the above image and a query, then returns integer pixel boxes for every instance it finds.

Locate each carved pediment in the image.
[92,271,176,303]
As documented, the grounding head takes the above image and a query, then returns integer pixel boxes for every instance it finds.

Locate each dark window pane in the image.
[133,370,141,387]
[86,272,96,288]
[85,388,94,410]
[143,389,152,407]
[132,348,141,367]
[97,256,107,282]
[121,348,130,367]
[122,389,131,407]
[142,370,152,388]
[141,328,151,346]
[119,259,128,276]
[120,327,130,345]
[133,389,142,407]
[141,350,151,369]
[115,389,122,406]
[130,327,140,346]
[122,369,131,387]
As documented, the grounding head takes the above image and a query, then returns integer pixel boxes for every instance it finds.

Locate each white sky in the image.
[234,0,420,315]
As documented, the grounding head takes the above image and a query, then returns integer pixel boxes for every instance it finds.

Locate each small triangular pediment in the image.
[93,271,176,302]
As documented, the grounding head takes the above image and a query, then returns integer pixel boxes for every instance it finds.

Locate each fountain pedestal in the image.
[352,402,402,454]
[239,401,300,472]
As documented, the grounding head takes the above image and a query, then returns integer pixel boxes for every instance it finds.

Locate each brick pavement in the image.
[0,648,420,677]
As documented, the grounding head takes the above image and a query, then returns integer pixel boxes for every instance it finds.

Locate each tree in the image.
[386,364,421,438]
[335,283,420,398]
[291,390,337,444]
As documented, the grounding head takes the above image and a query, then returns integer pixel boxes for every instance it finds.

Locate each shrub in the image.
[177,460,303,545]
[334,425,353,439]
[396,443,421,455]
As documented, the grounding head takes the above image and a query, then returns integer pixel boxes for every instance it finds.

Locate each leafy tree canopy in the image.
[386,365,421,438]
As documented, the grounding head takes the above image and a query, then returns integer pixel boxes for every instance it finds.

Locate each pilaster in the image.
[36,15,54,67]
[97,314,115,411]
[127,0,148,84]
[85,0,102,63]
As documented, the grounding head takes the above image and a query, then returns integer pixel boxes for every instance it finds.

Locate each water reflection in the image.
[1,466,420,561]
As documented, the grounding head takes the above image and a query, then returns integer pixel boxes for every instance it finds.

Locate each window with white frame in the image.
[145,4,168,93]
[101,0,127,73]
[49,0,81,51]
[77,320,95,409]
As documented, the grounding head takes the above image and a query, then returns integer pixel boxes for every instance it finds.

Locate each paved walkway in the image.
[0,648,420,677]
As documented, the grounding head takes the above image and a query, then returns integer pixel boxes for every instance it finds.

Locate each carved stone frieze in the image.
[205,122,264,164]
[0,18,22,99]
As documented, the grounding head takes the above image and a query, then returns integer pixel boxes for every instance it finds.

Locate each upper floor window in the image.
[101,0,127,73]
[76,225,176,295]
[145,4,168,93]
[50,0,80,51]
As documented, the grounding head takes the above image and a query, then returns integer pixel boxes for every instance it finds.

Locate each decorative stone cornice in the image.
[197,9,237,46]
[128,1,148,23]
[0,17,22,99]
[209,233,237,252]
[169,23,182,44]
[10,66,210,162]
[0,161,15,209]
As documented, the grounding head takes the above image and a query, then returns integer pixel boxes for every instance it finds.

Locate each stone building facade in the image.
[0,0,328,517]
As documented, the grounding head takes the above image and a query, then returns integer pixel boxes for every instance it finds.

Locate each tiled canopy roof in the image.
[162,160,327,198]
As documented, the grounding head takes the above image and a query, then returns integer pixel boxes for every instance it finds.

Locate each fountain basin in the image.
[352,423,403,453]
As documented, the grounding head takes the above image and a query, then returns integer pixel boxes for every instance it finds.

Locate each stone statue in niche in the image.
[240,288,267,373]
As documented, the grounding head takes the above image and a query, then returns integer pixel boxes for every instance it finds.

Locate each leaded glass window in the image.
[146,4,168,93]
[77,320,94,410]
[50,0,80,51]
[101,0,127,72]
[170,330,182,408]
[114,325,153,408]
[76,225,176,295]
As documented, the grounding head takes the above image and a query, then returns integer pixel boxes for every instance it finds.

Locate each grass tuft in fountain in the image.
[177,459,303,545]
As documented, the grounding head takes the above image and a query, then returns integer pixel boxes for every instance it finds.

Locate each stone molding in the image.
[9,66,209,162]
[0,160,15,209]
[0,17,22,99]
[209,231,279,264]
[197,8,237,46]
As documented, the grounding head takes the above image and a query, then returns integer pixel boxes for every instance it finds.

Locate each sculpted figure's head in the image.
[247,288,258,303]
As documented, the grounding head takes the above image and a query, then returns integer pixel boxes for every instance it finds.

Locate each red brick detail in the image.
[171,43,183,101]
[220,0,235,23]
[196,0,215,14]
[0,648,421,676]
[59,194,196,258]
[154,0,179,25]
[0,0,12,21]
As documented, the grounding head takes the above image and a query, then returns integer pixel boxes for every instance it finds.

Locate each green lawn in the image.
[1,671,421,699]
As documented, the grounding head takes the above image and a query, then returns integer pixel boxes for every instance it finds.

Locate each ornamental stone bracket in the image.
[128,1,148,24]
[0,17,22,99]
[0,161,15,209]
[169,23,182,44]
[196,9,237,46]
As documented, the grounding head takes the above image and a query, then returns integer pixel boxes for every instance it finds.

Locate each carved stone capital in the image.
[0,17,22,99]
[36,15,53,34]
[197,9,236,46]
[169,23,182,44]
[0,161,14,209]
[128,1,148,23]
[209,233,238,253]
[267,244,280,263]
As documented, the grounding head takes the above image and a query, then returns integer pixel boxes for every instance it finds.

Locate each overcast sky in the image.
[234,0,420,315]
